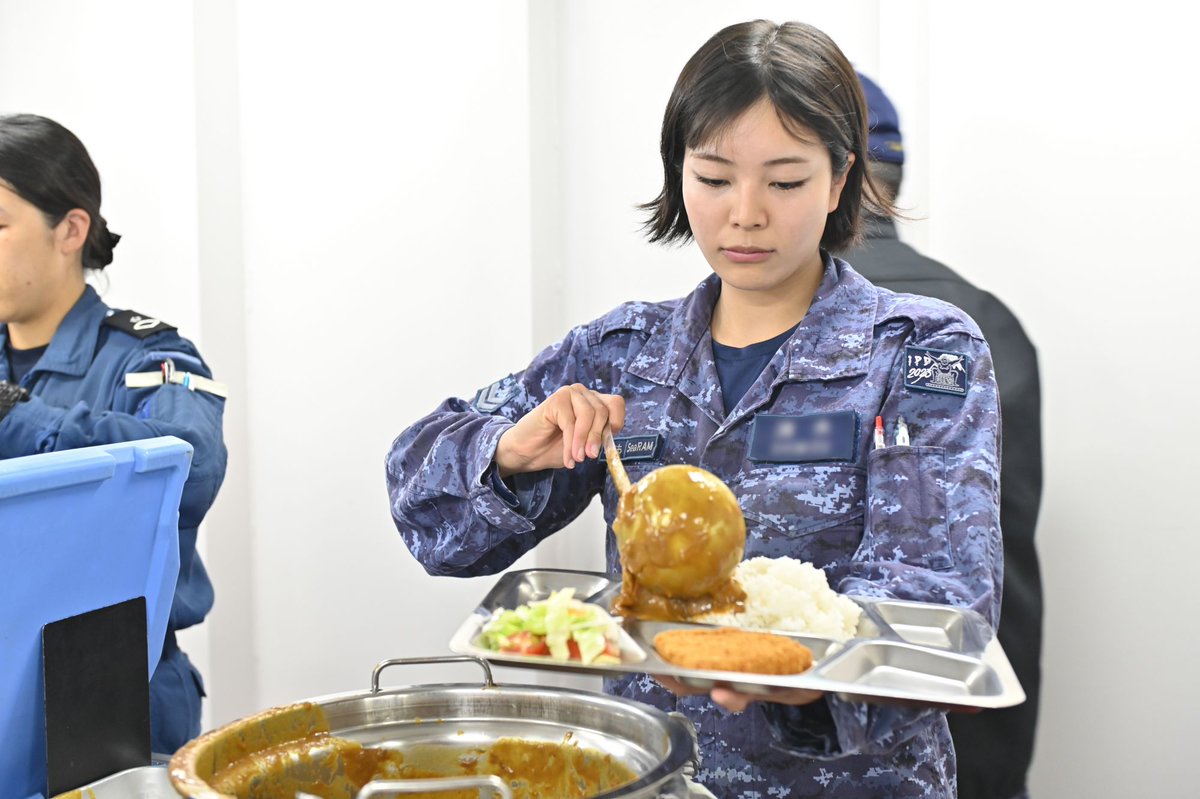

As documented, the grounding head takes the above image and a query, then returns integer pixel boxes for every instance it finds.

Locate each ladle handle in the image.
[602,427,631,494]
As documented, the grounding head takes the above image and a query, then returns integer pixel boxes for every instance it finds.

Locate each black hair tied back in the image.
[0,113,118,271]
[89,218,122,271]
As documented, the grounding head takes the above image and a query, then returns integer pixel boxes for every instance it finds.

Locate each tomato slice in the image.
[565,638,620,662]
[502,631,550,656]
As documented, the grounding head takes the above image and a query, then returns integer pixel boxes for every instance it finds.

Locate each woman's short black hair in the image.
[642,20,892,251]
[0,114,120,270]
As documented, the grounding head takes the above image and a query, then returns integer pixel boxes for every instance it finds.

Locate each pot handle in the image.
[668,711,702,780]
[370,655,496,693]
[355,776,512,799]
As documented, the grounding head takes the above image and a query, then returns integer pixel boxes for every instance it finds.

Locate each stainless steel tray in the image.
[51,765,174,799]
[448,569,1024,709]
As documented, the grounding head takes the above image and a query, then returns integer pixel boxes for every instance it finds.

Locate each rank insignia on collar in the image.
[103,309,177,339]
[904,345,969,397]
[472,375,518,413]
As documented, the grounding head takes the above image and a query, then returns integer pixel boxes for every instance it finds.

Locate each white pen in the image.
[873,416,885,450]
[896,416,910,446]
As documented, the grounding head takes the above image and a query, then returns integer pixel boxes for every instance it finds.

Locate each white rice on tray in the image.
[696,556,861,640]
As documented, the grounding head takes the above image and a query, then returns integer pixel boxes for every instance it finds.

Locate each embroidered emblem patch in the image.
[472,375,517,413]
[904,345,969,397]
[749,411,858,462]
[103,309,176,339]
[611,434,663,461]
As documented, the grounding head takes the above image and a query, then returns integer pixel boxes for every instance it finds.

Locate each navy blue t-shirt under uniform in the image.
[712,324,799,415]
[5,341,47,384]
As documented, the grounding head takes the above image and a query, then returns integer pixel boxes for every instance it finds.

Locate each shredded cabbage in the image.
[479,588,621,665]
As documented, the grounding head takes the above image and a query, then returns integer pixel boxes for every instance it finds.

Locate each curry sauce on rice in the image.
[694,556,862,640]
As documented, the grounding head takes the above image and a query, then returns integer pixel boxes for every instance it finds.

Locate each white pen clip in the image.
[895,416,910,446]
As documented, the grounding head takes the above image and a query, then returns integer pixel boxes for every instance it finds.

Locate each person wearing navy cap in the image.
[0,114,228,754]
[842,72,1044,799]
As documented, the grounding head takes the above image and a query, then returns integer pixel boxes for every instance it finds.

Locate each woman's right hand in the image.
[494,384,625,478]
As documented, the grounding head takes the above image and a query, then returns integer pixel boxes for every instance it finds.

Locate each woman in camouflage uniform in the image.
[388,20,1000,798]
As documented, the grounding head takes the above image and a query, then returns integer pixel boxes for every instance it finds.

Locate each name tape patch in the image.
[611,434,663,461]
[904,345,969,397]
[749,411,858,463]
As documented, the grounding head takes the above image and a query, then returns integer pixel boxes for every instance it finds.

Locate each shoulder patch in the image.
[904,345,970,397]
[103,310,177,339]
[472,374,518,413]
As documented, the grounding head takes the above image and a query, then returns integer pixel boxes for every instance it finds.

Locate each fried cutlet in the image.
[653,627,813,675]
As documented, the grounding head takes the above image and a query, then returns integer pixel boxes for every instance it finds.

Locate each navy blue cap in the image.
[857,72,904,165]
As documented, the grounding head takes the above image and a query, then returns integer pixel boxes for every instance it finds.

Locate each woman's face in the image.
[0,182,75,327]
[681,99,850,298]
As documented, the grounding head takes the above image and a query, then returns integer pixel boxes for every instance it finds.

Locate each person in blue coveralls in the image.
[0,114,227,754]
[387,20,1001,799]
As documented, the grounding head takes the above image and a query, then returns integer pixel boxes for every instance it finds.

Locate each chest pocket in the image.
[734,464,865,569]
[859,446,953,570]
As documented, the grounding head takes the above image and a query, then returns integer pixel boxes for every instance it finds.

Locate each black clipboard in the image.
[41,596,150,796]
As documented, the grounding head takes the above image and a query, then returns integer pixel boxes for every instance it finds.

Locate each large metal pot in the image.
[170,656,701,799]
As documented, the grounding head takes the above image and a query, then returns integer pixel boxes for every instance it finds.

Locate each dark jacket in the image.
[843,218,1043,799]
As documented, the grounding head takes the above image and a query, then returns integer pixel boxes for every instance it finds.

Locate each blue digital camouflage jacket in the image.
[387,255,1002,798]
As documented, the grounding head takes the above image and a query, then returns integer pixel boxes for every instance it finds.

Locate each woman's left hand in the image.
[655,675,823,713]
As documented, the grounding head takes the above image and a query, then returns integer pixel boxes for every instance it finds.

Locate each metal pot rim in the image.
[171,656,698,799]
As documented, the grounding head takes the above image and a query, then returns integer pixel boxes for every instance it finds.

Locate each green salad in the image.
[479,588,623,665]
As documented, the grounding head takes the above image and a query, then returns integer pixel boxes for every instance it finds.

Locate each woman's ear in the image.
[57,208,91,258]
[828,152,856,213]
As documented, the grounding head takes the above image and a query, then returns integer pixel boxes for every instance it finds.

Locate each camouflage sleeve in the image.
[767,328,1002,757]
[385,326,608,577]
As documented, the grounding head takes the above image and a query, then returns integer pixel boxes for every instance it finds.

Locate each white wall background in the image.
[1,1,1196,796]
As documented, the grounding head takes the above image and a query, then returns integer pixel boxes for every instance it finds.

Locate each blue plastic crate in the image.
[0,437,192,799]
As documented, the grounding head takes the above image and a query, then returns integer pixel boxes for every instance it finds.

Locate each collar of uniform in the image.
[778,254,876,383]
[24,285,109,378]
[624,274,720,388]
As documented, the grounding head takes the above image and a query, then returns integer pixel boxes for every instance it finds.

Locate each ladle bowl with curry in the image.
[603,432,747,621]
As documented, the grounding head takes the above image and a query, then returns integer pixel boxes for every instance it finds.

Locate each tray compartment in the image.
[630,619,835,697]
[864,600,991,653]
[468,621,648,667]
[816,641,1001,699]
[630,619,841,664]
[478,569,615,612]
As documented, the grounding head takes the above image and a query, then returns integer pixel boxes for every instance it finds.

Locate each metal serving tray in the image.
[448,569,1024,710]
[50,764,174,799]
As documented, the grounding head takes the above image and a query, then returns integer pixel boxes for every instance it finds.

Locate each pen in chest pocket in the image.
[873,415,885,450]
